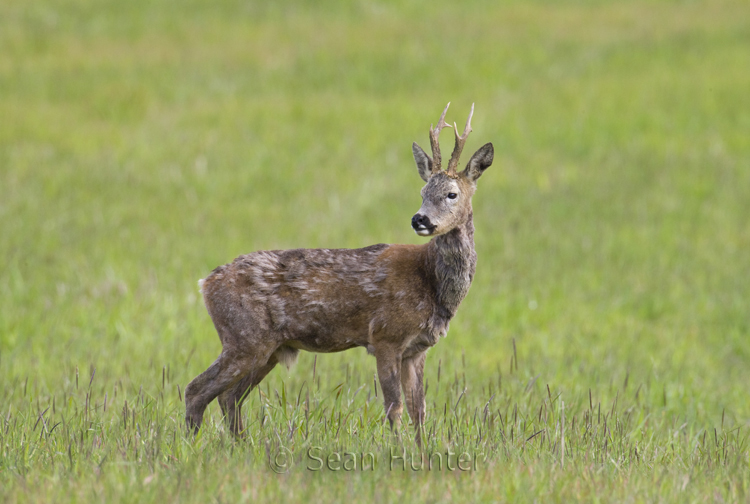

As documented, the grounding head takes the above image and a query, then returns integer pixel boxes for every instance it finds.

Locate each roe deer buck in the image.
[185,103,494,443]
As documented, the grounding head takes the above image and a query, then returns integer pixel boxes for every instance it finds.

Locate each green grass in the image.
[2,0,750,501]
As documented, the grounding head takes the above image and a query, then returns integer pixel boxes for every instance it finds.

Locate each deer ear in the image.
[462,143,494,182]
[412,142,433,182]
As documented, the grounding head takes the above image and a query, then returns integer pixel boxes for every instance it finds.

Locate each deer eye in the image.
[447,192,458,200]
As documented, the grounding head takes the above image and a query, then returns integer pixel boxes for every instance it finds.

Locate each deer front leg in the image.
[374,346,403,431]
[401,351,427,446]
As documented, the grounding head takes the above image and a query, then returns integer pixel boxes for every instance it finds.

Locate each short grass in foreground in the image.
[1,346,748,501]
[1,0,749,502]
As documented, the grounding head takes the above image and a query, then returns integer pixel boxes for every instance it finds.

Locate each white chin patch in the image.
[415,228,433,236]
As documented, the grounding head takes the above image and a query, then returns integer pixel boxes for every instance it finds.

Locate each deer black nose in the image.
[412,214,431,230]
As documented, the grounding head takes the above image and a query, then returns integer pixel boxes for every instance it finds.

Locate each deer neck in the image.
[428,210,477,320]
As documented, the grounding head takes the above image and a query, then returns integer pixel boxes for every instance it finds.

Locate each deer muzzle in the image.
[412,213,435,236]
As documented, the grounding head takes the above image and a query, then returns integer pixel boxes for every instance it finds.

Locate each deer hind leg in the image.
[185,342,281,435]
[401,351,427,446]
[184,352,254,433]
[217,355,280,437]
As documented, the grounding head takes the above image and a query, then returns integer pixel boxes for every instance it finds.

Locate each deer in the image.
[185,103,494,445]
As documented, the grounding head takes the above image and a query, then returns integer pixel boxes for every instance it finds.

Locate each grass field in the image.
[2,0,750,501]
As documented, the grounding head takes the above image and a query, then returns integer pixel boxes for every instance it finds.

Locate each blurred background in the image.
[1,0,749,436]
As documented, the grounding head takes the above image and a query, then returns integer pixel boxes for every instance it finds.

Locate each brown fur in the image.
[185,105,494,445]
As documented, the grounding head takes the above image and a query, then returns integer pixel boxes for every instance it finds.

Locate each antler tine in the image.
[447,103,474,177]
[429,102,454,174]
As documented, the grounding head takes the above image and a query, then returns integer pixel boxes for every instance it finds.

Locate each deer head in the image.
[411,103,494,236]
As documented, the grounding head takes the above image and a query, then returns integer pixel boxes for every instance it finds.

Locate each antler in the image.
[428,103,454,174]
[446,103,474,177]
